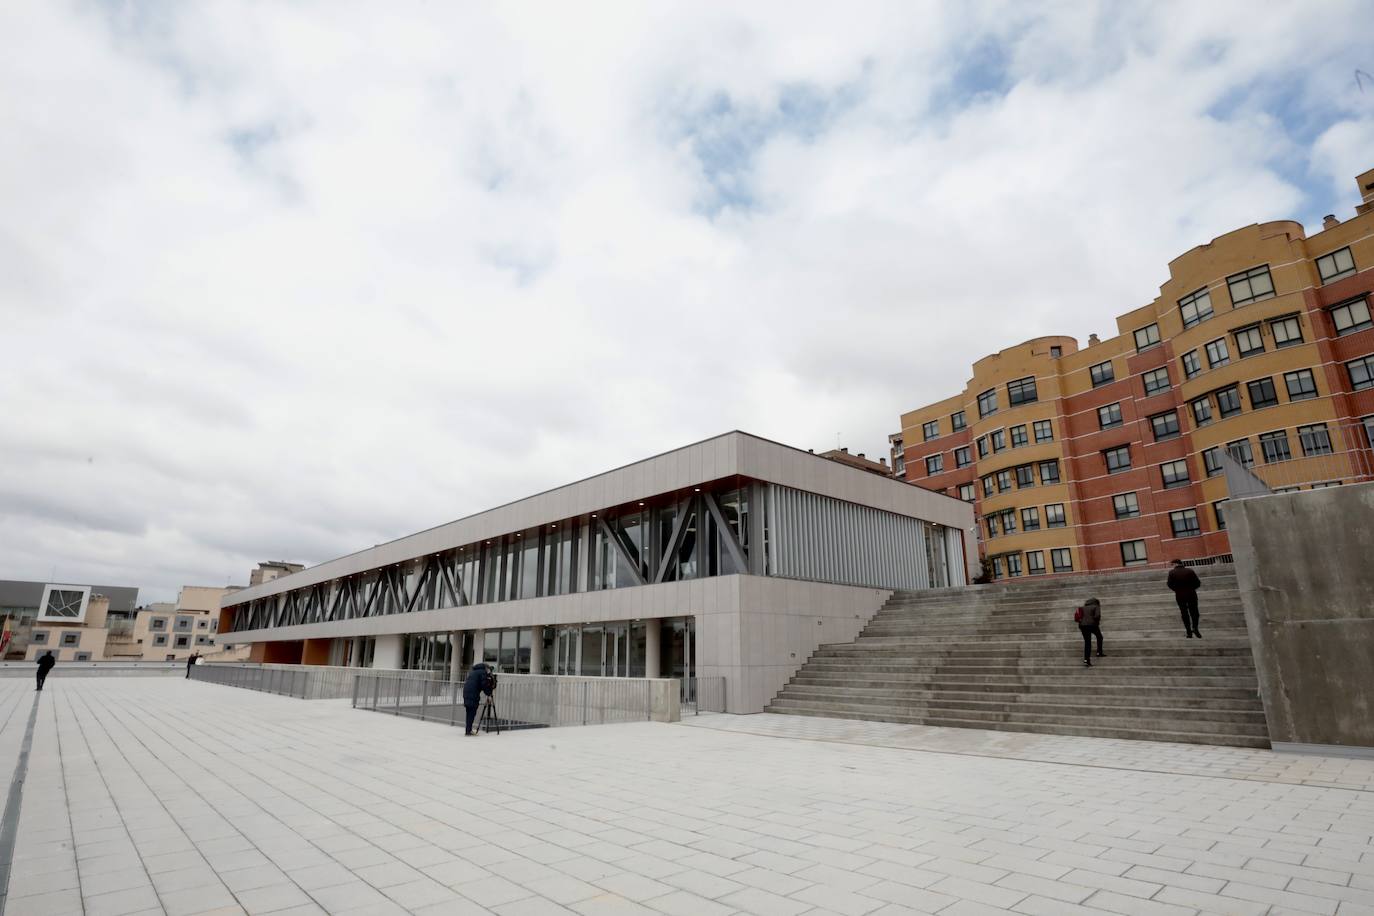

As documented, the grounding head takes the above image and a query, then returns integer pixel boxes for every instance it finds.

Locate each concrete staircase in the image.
[766,566,1270,748]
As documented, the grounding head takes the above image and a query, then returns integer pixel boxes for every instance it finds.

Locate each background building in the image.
[894,166,1374,578]
[217,431,975,712]
[1,580,139,659]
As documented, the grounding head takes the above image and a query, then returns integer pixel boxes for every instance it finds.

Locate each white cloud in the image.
[2,0,1372,599]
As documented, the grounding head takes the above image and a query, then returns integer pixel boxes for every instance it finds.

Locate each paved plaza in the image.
[1,679,1372,916]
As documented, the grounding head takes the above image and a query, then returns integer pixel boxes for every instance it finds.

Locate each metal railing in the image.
[352,672,680,728]
[189,663,439,699]
[687,676,727,714]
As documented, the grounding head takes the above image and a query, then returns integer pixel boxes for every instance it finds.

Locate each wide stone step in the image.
[786,677,1258,698]
[819,640,1254,656]
[764,705,1270,749]
[862,621,1247,637]
[883,589,1242,608]
[792,672,1259,689]
[777,684,1264,712]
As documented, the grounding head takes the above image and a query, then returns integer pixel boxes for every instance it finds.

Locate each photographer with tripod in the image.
[462,659,497,736]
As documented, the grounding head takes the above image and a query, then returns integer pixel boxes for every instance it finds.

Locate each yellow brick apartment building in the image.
[893,167,1374,578]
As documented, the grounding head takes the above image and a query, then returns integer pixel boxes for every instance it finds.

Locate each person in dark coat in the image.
[1167,559,1203,638]
[36,650,56,690]
[462,660,495,736]
[186,652,201,678]
[1077,598,1104,667]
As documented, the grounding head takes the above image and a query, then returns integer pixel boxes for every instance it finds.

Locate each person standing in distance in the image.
[462,659,496,736]
[186,651,201,678]
[1076,598,1104,667]
[36,650,56,690]
[1167,559,1203,638]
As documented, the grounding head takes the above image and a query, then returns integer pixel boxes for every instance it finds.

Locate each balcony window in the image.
[1234,325,1264,359]
[1260,430,1292,463]
[1150,410,1181,441]
[1134,324,1161,352]
[1227,264,1276,306]
[1284,369,1318,401]
[1033,420,1053,442]
[1120,540,1148,567]
[1269,315,1303,348]
[1316,246,1356,284]
[1098,403,1123,429]
[1113,492,1140,519]
[1247,377,1279,409]
[1170,509,1201,539]
[1298,423,1333,457]
[1090,361,1115,387]
[1007,376,1038,406]
[1142,367,1171,396]
[1331,297,1372,336]
[1181,350,1202,379]
[1179,288,1214,328]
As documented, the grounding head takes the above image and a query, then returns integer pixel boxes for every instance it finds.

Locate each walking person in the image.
[36,650,56,690]
[186,651,201,678]
[1076,598,1104,667]
[462,659,495,736]
[1167,559,1202,638]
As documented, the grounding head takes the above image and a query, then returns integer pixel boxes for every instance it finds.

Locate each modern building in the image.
[217,431,975,712]
[893,166,1374,578]
[1,580,139,659]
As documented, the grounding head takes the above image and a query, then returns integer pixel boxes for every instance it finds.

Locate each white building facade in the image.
[218,432,976,712]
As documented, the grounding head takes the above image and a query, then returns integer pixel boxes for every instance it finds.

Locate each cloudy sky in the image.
[3,1,1372,601]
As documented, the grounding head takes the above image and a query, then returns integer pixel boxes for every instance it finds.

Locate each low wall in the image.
[191,663,435,699]
[0,661,182,678]
[1229,483,1374,751]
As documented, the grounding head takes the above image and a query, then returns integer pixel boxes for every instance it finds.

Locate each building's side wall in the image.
[1229,483,1374,750]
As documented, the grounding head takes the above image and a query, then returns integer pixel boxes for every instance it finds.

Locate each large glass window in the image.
[1227,264,1275,306]
[1179,288,1213,328]
[1316,246,1355,284]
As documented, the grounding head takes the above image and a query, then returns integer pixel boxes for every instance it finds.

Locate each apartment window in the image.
[1284,369,1318,401]
[922,420,940,441]
[1170,509,1202,539]
[1181,350,1202,379]
[1216,385,1242,418]
[1191,397,1213,427]
[60,631,79,647]
[1150,410,1181,441]
[1227,439,1255,468]
[958,483,976,502]
[30,630,48,645]
[1205,338,1230,368]
[1006,554,1023,577]
[1007,376,1038,406]
[976,436,989,458]
[1010,424,1029,447]
[1104,445,1132,474]
[991,429,1007,452]
[1179,288,1214,328]
[197,619,208,629]
[1355,414,1371,449]
[1026,550,1046,575]
[1113,492,1140,519]
[1134,323,1161,351]
[1015,464,1035,488]
[1033,420,1053,442]
[1051,548,1073,573]
[999,510,1017,533]
[986,515,999,538]
[982,475,995,498]
[1260,430,1292,463]
[1143,367,1171,396]
[1203,447,1223,478]
[1234,325,1264,359]
[1247,377,1279,409]
[1045,504,1066,527]
[1269,315,1303,348]
[992,557,1004,579]
[175,615,193,631]
[1050,346,1062,358]
[1021,507,1041,531]
[1316,246,1356,283]
[977,388,998,418]
[1331,297,1372,336]
[1348,355,1374,391]
[925,454,944,475]
[1090,360,1115,387]
[174,635,190,649]
[151,617,167,631]
[954,446,971,468]
[1214,499,1228,531]
[1039,461,1061,484]
[1227,264,1275,306]
[1299,423,1333,457]
[997,470,1013,492]
[153,634,168,647]
[1161,459,1191,489]
[74,652,91,662]
[1120,540,1148,567]
[1098,403,1123,429]
[951,411,967,432]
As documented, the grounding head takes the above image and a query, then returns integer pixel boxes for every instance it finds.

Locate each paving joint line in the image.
[0,692,42,915]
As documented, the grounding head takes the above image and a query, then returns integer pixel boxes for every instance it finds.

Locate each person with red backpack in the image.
[1075,598,1103,667]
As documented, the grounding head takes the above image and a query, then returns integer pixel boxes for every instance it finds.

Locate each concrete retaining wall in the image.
[1229,482,1374,750]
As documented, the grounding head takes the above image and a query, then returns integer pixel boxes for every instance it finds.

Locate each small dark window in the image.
[958,483,975,502]
[1216,385,1242,418]
[1021,507,1040,530]
[1010,425,1028,447]
[1090,361,1115,387]
[1299,423,1333,457]
[986,515,999,538]
[1026,551,1046,575]
[1134,324,1161,351]
[1191,397,1213,427]
[1039,461,1061,485]
[1050,346,1063,358]
[976,436,989,458]
[1051,548,1073,572]
[1227,439,1254,468]
[954,446,972,468]
[991,429,1007,452]
[1247,377,1278,409]
[1181,350,1202,379]
[1015,465,1035,488]
[925,454,944,475]
[61,632,79,647]
[1214,500,1228,531]
[1203,447,1223,478]
[950,411,967,432]
[1006,554,1023,576]
[996,470,1013,492]
[1227,264,1275,306]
